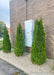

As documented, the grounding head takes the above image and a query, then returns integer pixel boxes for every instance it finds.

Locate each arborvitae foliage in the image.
[14,23,25,56]
[31,18,46,65]
[3,26,11,53]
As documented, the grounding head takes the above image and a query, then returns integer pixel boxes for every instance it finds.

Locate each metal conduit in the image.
[25,0,28,20]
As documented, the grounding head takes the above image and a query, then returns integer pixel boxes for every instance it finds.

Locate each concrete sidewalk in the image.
[0,50,54,75]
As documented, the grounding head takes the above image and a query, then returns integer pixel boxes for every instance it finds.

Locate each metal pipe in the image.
[25,0,27,20]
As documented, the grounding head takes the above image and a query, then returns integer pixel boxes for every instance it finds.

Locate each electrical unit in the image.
[25,20,34,47]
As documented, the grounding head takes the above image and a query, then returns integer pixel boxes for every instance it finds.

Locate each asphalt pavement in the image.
[0,59,27,75]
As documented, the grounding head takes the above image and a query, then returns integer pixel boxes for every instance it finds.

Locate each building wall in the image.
[10,0,54,59]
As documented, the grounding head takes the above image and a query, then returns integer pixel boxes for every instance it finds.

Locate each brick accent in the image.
[10,0,54,59]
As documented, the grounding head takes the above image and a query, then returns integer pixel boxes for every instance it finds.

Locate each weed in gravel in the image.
[12,71,21,75]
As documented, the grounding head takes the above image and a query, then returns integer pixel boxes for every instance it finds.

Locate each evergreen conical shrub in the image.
[14,23,25,56]
[31,18,46,65]
[3,26,11,53]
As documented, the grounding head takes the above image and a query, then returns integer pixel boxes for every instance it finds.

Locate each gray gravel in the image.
[0,59,27,75]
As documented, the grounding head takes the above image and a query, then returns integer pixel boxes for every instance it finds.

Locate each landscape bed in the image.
[0,49,54,75]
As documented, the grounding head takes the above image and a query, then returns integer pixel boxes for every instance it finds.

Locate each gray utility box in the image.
[25,20,34,47]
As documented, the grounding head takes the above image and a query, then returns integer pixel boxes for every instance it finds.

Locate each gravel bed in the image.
[0,49,54,75]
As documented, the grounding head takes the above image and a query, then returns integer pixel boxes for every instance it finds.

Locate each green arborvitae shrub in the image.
[31,18,46,65]
[14,23,25,56]
[3,26,11,53]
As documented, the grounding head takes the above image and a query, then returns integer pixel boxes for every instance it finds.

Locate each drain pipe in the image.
[25,0,28,21]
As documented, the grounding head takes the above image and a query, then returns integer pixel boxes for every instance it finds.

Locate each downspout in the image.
[25,0,28,21]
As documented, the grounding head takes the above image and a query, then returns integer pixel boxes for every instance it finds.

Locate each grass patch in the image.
[0,40,3,42]
[0,37,3,39]
[51,60,54,71]
[0,40,3,50]
[52,66,54,70]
